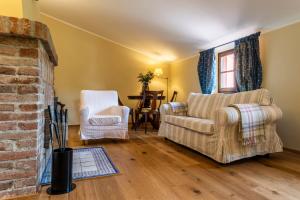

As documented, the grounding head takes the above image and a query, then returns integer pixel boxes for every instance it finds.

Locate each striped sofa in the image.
[158,89,283,163]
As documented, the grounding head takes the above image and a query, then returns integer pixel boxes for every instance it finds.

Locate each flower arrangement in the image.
[137,71,154,84]
[137,71,154,92]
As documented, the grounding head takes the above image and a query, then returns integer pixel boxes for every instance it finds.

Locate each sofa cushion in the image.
[187,93,222,119]
[165,115,215,134]
[218,89,273,107]
[89,115,121,126]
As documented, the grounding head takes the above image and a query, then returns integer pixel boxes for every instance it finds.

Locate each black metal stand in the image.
[47,148,76,195]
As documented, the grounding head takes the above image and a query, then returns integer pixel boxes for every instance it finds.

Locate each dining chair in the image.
[170,91,178,102]
[134,90,164,133]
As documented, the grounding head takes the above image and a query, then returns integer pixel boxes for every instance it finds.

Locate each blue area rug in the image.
[41,147,119,185]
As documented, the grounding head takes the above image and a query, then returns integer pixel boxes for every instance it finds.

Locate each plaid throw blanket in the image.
[229,104,267,146]
[168,102,187,114]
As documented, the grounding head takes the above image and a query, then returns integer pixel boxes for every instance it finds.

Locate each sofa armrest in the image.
[261,104,283,123]
[215,104,283,126]
[160,102,187,122]
[215,107,240,126]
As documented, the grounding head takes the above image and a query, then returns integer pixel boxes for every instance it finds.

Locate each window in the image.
[218,49,236,93]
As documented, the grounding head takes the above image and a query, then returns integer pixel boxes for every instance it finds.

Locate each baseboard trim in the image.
[283,147,300,154]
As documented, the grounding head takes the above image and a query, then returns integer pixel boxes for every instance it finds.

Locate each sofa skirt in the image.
[158,122,283,164]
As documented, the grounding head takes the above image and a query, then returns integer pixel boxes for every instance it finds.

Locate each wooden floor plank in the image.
[10,126,300,200]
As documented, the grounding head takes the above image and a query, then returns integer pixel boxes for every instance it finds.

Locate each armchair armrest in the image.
[111,106,130,123]
[215,104,282,126]
[80,106,90,124]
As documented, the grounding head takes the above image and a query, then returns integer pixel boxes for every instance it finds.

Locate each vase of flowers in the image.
[137,71,154,93]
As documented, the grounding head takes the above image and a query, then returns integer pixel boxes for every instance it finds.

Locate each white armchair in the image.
[80,90,130,141]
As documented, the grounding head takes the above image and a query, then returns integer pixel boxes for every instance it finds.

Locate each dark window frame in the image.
[218,49,237,93]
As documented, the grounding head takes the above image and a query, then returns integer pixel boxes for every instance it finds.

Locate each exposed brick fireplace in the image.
[0,16,58,199]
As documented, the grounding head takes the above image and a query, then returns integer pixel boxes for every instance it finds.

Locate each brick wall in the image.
[0,35,54,199]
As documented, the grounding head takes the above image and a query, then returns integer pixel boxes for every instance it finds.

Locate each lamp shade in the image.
[154,68,163,77]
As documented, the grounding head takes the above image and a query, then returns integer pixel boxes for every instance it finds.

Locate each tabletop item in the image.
[137,71,154,92]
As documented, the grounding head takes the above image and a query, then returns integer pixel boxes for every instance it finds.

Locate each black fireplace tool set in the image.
[46,99,76,195]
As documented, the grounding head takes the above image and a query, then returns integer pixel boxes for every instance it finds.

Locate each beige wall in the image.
[0,0,23,18]
[22,0,40,21]
[0,0,40,21]
[169,22,300,150]
[261,22,300,151]
[41,14,169,125]
[169,55,200,102]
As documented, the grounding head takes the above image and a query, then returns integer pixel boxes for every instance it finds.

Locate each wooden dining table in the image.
[127,94,166,130]
[127,95,166,100]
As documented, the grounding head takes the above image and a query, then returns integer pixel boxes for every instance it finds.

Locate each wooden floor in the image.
[15,125,300,200]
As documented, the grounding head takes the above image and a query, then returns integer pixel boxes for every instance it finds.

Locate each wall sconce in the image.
[154,68,169,102]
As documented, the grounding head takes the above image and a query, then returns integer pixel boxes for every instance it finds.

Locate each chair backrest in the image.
[143,90,164,112]
[118,96,124,106]
[170,91,178,102]
[80,90,118,115]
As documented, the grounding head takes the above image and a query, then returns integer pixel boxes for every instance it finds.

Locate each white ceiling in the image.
[40,0,300,62]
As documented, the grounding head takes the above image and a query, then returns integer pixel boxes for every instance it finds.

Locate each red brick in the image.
[17,94,39,102]
[0,169,35,180]
[0,113,37,121]
[0,162,14,170]
[19,48,38,58]
[0,36,38,48]
[0,141,13,151]
[17,67,39,76]
[0,104,14,111]
[16,139,36,149]
[0,122,17,131]
[0,94,17,102]
[0,113,17,121]
[0,94,39,102]
[0,45,18,56]
[0,76,39,84]
[18,122,38,130]
[14,177,36,189]
[0,180,13,191]
[17,85,38,94]
[15,160,36,170]
[0,85,16,93]
[0,56,38,66]
[0,132,36,140]
[0,76,16,84]
[17,77,39,84]
[0,66,16,75]
[0,46,17,57]
[0,150,36,161]
[19,104,38,112]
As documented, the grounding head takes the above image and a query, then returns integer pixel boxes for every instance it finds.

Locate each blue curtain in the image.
[234,32,262,92]
[197,48,216,94]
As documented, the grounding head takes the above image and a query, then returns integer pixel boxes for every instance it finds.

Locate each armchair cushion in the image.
[88,115,121,126]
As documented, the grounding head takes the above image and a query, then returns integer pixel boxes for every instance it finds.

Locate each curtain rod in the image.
[199,31,261,53]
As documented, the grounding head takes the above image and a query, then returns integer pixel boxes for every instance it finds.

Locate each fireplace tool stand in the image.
[46,100,76,195]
